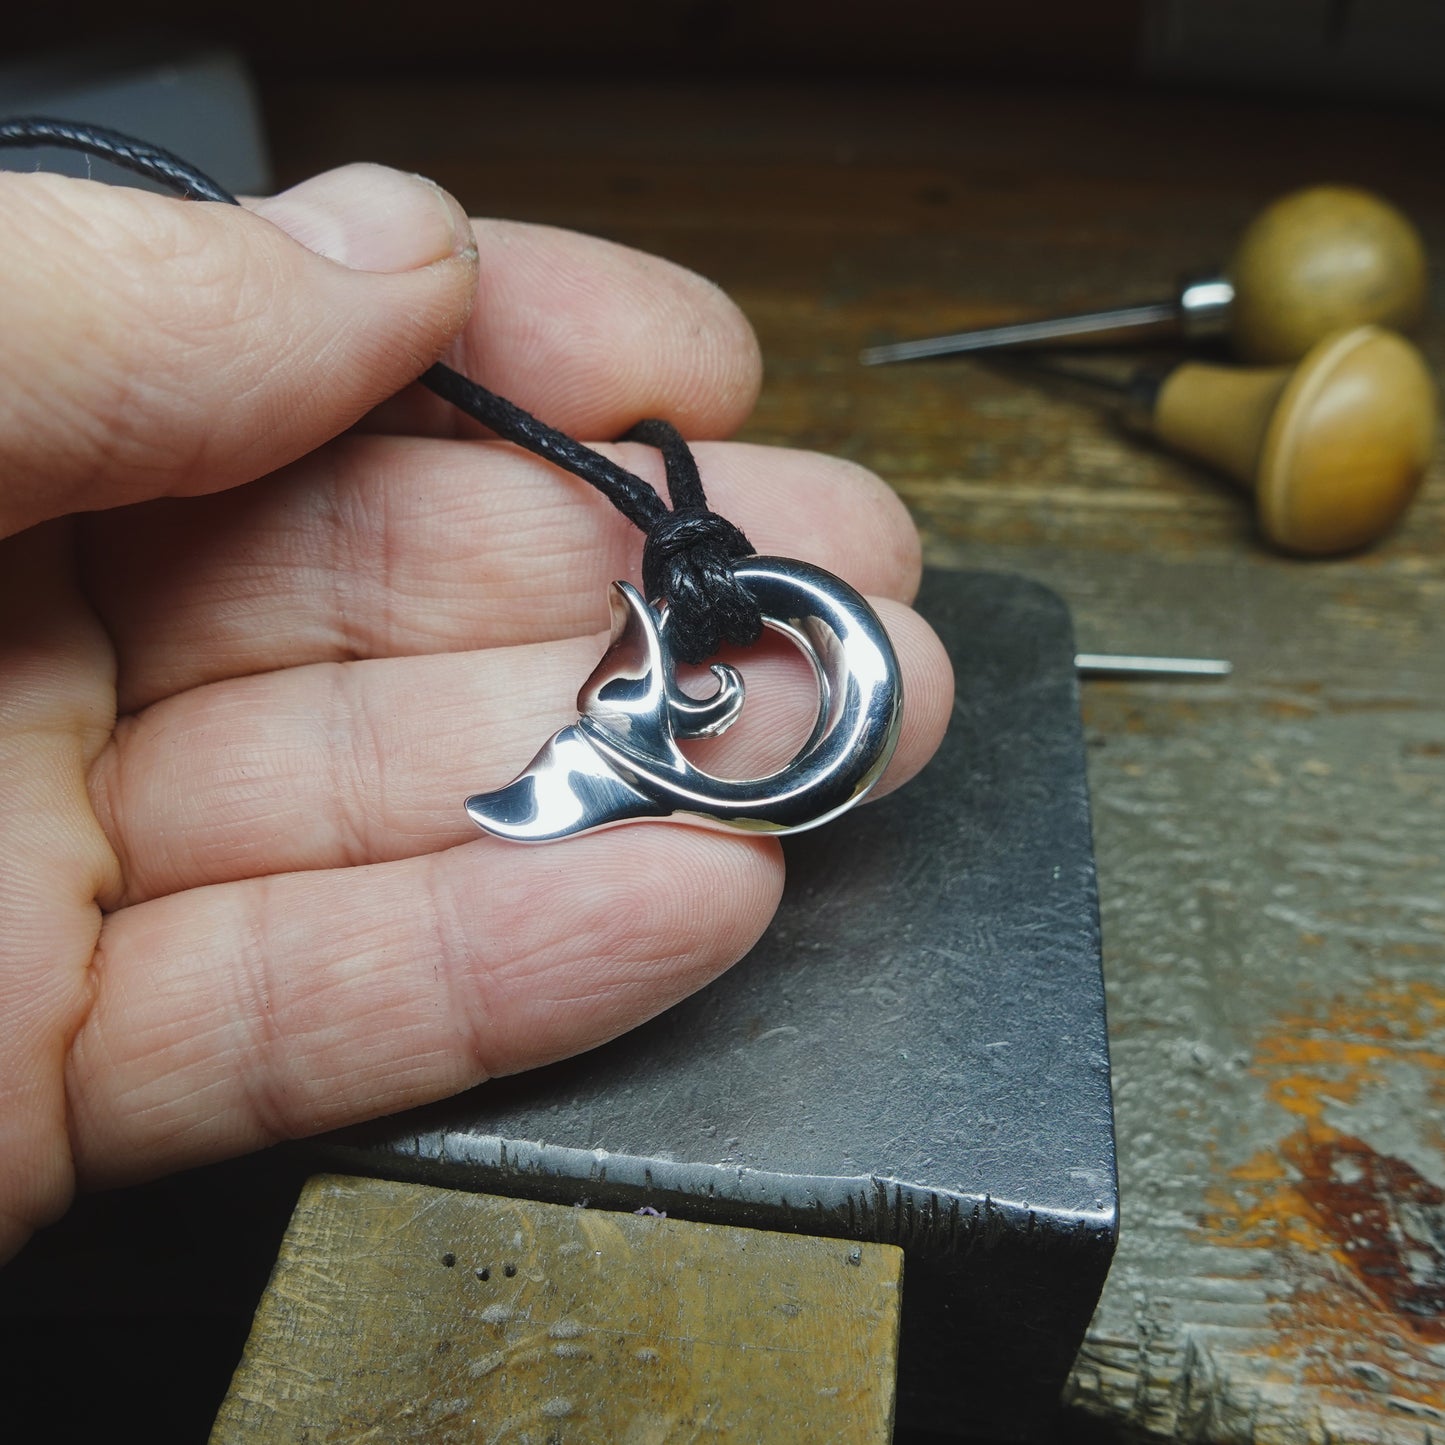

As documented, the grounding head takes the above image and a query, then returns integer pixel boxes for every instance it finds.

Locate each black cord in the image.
[622,419,761,659]
[0,117,236,202]
[0,117,760,663]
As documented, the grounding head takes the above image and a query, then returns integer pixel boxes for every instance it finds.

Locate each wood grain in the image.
[212,1175,903,1443]
[257,81,1445,1442]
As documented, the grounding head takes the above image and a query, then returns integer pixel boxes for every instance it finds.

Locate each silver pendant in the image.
[466,557,903,843]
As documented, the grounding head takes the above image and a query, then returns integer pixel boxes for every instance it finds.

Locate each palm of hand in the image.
[0,166,950,1264]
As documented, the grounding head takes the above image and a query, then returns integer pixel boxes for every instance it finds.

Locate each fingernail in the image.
[252,163,474,273]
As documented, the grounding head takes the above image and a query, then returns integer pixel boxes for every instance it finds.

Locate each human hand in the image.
[0,162,953,1262]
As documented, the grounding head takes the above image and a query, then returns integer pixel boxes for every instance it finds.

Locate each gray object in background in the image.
[322,569,1119,1441]
[1142,0,1445,105]
[0,45,270,195]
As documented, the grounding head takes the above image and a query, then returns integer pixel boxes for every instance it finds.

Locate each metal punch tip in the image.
[1075,654,1232,679]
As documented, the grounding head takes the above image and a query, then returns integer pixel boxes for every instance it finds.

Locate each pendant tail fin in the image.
[465,725,663,842]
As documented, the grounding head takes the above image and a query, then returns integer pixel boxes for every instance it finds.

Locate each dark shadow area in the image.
[0,1152,308,1443]
[2,3,1144,83]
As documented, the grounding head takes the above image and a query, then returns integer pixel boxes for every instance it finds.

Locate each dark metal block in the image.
[323,570,1118,1438]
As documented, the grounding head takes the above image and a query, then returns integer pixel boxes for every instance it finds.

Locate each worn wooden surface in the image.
[213,1174,902,1443]
[260,82,1445,1441]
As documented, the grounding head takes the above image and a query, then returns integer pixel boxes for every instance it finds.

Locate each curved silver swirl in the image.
[465,557,903,842]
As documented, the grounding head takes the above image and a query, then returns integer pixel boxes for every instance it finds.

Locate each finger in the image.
[364,219,761,441]
[67,827,783,1187]
[92,599,953,906]
[0,165,477,539]
[0,522,123,1260]
[86,440,922,711]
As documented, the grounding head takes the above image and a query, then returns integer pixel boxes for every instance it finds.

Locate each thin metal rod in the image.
[1075,654,1232,678]
[860,300,1180,366]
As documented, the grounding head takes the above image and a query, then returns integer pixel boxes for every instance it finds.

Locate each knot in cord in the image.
[642,506,761,666]
[622,418,761,665]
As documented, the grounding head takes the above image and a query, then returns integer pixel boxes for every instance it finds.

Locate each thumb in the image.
[0,163,478,538]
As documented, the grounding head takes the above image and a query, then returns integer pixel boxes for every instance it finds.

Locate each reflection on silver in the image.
[466,557,904,843]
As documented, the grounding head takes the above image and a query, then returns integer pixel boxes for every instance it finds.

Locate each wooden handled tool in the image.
[1133,325,1436,554]
[862,186,1428,367]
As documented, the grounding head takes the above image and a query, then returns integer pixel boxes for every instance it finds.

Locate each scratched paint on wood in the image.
[1197,982,1445,1434]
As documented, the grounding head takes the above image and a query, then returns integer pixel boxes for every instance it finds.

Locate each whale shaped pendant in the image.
[466,557,903,842]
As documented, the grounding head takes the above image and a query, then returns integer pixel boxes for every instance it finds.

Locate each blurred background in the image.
[6,2,1445,98]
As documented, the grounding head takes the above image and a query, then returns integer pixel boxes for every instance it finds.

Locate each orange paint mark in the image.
[1198,980,1445,1413]
[1210,1173,1337,1257]
[1293,1134,1445,1328]
[1266,1071,1366,1121]
[1231,1149,1288,1183]
[1251,982,1445,1124]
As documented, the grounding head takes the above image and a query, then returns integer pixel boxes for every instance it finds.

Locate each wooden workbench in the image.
[258,80,1445,1442]
[1,79,1439,1443]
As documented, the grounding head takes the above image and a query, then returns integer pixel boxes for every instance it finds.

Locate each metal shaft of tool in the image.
[860,301,1181,365]
[1075,654,1232,678]
[861,274,1235,366]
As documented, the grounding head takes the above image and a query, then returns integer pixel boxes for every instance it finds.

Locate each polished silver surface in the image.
[466,556,903,842]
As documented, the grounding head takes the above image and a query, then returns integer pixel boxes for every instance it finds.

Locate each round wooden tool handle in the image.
[1228,186,1428,364]
[1152,325,1437,555]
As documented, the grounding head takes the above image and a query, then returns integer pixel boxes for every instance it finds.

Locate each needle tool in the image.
[1075,655,1232,679]
[862,185,1427,368]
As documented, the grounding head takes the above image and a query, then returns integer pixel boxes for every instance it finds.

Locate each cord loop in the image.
[642,506,761,665]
